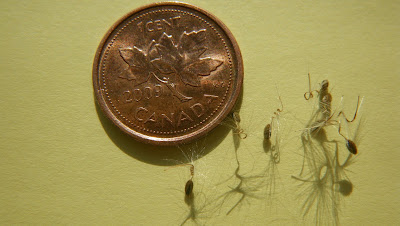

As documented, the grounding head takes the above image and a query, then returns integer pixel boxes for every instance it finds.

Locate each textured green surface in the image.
[1,0,399,225]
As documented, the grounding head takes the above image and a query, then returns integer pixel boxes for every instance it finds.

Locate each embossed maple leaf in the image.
[119,30,222,102]
[119,41,158,86]
[151,30,223,87]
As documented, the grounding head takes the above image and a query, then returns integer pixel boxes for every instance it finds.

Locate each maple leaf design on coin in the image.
[119,29,223,102]
[119,40,159,86]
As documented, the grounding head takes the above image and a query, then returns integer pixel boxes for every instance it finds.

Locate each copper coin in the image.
[93,2,243,145]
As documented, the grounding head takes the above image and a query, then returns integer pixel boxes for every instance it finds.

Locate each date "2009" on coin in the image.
[120,84,162,103]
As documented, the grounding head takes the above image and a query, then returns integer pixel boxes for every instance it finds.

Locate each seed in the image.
[185,179,193,196]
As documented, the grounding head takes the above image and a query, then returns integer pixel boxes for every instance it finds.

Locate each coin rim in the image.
[93,1,243,146]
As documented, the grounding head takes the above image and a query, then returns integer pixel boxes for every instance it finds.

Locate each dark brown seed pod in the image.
[185,179,193,196]
[320,80,329,90]
[264,124,271,140]
[346,139,358,155]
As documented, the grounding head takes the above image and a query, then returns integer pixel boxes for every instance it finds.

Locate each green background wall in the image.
[1,0,399,225]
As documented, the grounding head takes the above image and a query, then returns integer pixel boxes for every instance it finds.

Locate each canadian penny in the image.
[93,2,243,145]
